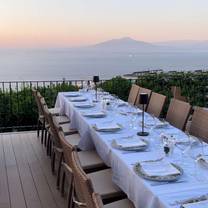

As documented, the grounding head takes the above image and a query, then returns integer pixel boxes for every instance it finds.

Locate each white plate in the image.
[82,111,107,118]
[93,123,122,132]
[134,161,183,182]
[74,103,95,108]
[111,137,148,151]
[182,199,208,208]
[69,97,88,102]
[155,121,169,128]
[64,92,81,97]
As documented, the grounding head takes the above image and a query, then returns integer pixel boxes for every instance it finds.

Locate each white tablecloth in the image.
[56,91,208,208]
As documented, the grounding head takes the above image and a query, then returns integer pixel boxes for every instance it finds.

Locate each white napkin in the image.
[74,102,94,108]
[82,111,106,117]
[126,109,142,114]
[69,97,87,102]
[197,155,208,167]
[94,122,121,131]
[155,121,169,128]
[182,200,208,208]
[140,161,180,177]
[112,137,146,149]
[64,92,81,97]
[117,101,128,107]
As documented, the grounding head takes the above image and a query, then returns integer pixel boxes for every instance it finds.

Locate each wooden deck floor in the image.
[0,131,67,208]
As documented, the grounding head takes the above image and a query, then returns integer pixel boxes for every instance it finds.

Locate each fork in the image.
[151,179,187,186]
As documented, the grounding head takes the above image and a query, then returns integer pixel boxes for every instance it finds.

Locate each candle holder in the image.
[137,93,149,136]
[93,76,100,102]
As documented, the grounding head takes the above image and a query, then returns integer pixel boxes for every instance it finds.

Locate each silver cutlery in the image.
[130,157,164,165]
[151,179,187,186]
[169,193,208,206]
[122,150,150,154]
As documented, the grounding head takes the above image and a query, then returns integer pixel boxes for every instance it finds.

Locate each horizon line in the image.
[0,37,208,49]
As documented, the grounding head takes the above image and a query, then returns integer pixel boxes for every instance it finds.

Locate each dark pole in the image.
[95,83,97,101]
[142,103,144,133]
[137,93,149,136]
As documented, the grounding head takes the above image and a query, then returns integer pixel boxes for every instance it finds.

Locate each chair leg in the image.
[37,120,40,138]
[61,170,66,196]
[51,149,56,174]
[41,123,45,144]
[56,153,63,189]
[49,139,52,156]
[44,130,47,147]
[68,181,75,208]
[67,190,72,208]
[46,133,51,156]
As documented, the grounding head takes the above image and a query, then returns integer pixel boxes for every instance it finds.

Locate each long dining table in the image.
[55,90,208,208]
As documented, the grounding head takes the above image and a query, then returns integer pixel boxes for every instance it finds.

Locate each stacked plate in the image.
[68,97,88,102]
[182,200,208,208]
[134,159,183,182]
[111,136,148,151]
[93,122,122,132]
[196,155,208,168]
[154,121,169,128]
[82,111,107,118]
[74,102,95,108]
[64,92,81,97]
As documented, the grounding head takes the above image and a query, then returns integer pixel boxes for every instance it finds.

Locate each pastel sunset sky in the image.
[1,0,208,47]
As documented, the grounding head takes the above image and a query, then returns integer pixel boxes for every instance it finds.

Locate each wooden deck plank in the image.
[19,132,58,208]
[10,133,42,208]
[0,131,67,208]
[2,134,27,208]
[0,134,10,208]
[28,132,66,208]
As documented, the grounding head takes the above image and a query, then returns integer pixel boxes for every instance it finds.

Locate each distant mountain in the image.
[156,40,208,51]
[73,37,208,53]
[85,37,165,52]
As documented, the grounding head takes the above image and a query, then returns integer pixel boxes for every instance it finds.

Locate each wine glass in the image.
[82,81,88,92]
[149,114,157,133]
[130,113,138,130]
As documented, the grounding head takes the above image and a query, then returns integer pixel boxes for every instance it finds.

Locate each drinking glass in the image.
[130,113,138,130]
[149,114,157,133]
[82,81,88,92]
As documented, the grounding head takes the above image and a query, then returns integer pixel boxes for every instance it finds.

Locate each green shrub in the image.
[1,72,208,132]
[101,76,132,101]
[0,82,78,132]
[136,71,208,109]
[102,72,208,116]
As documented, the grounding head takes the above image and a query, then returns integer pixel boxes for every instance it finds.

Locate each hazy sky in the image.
[1,0,208,47]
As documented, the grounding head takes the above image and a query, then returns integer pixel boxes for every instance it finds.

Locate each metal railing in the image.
[0,79,107,132]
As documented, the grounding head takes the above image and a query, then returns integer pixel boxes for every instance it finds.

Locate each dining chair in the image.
[40,96,76,143]
[92,192,135,208]
[189,107,208,143]
[135,87,152,110]
[32,88,44,139]
[166,98,191,130]
[146,92,166,117]
[38,94,71,125]
[58,131,107,204]
[171,86,187,102]
[42,105,78,190]
[71,151,125,207]
[128,84,140,105]
[37,91,60,115]
[37,92,65,144]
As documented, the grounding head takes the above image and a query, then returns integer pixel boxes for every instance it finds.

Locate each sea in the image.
[1,48,208,81]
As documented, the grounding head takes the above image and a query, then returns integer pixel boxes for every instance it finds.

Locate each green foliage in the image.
[101,76,132,101]
[102,72,208,116]
[1,72,208,132]
[136,71,208,108]
[0,82,78,132]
